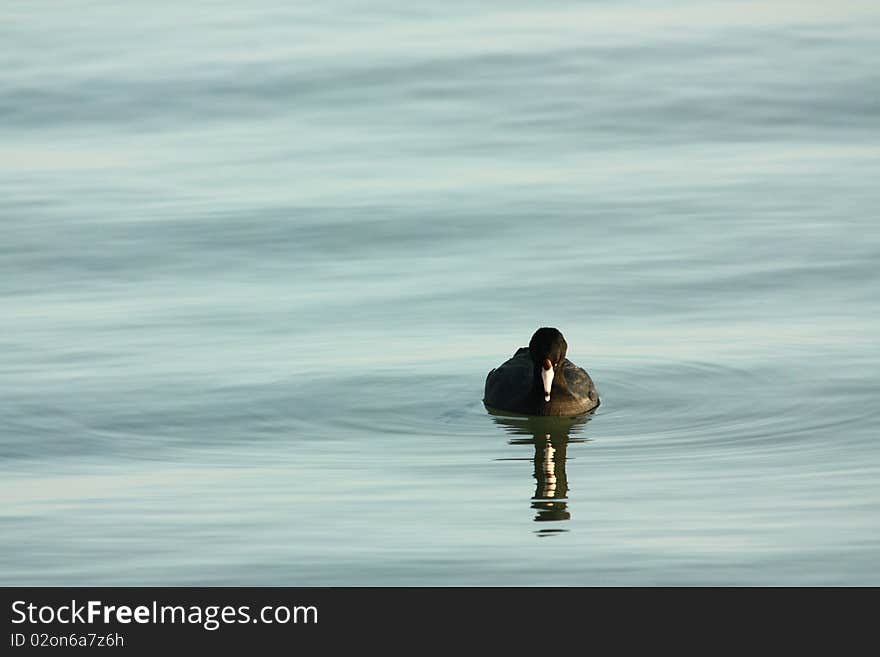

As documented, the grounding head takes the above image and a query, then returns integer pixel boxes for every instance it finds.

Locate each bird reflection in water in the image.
[488,411,593,536]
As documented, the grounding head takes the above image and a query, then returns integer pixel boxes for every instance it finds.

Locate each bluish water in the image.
[2,0,879,585]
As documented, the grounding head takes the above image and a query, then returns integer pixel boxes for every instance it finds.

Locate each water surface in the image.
[2,0,879,585]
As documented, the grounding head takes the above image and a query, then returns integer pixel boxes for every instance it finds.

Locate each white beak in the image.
[541,365,554,402]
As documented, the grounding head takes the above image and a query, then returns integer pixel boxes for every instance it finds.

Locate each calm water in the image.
[2,0,879,585]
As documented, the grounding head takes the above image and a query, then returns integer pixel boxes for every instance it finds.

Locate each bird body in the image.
[483,329,599,416]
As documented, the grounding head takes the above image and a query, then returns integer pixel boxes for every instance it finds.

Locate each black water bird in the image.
[483,328,599,416]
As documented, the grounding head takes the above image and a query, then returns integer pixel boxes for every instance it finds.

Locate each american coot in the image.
[483,328,599,416]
